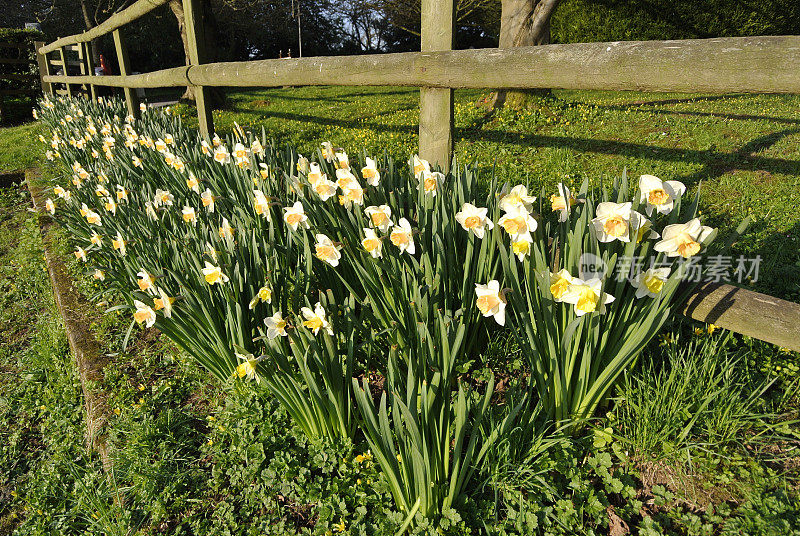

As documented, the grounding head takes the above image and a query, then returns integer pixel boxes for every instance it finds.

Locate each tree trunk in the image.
[168,0,194,100]
[492,0,561,110]
[79,0,101,66]
[169,0,225,105]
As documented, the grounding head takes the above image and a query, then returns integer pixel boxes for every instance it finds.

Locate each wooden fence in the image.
[34,0,800,351]
[0,41,39,122]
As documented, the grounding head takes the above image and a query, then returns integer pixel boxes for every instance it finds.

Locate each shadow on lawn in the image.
[595,103,800,127]
[729,219,800,301]
[228,87,417,105]
[221,100,800,189]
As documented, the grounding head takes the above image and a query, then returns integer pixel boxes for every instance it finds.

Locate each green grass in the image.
[0,123,40,173]
[174,86,800,299]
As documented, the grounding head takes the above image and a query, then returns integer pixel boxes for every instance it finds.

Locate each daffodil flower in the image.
[340,183,364,208]
[361,228,383,258]
[249,285,272,309]
[154,138,167,153]
[85,209,102,226]
[186,172,200,193]
[219,218,235,240]
[550,183,577,222]
[93,269,105,281]
[321,141,335,162]
[335,168,357,190]
[591,202,643,243]
[213,146,230,164]
[182,205,197,225]
[512,235,532,261]
[202,261,229,284]
[154,189,174,207]
[232,142,248,161]
[283,201,309,231]
[334,151,350,170]
[145,202,158,221]
[264,312,288,339]
[137,270,156,294]
[549,269,576,301]
[153,287,174,318]
[253,190,271,219]
[364,205,392,232]
[499,184,536,212]
[315,234,342,267]
[630,267,671,298]
[95,185,110,197]
[420,170,443,197]
[74,247,87,262]
[475,280,507,326]
[235,352,262,383]
[104,197,117,215]
[498,205,537,240]
[639,175,686,216]
[132,155,143,168]
[45,198,55,215]
[297,155,309,174]
[456,203,494,239]
[258,163,270,180]
[112,232,126,256]
[654,218,715,258]
[560,277,615,316]
[301,302,333,336]
[251,138,264,156]
[201,188,215,212]
[204,242,218,261]
[307,162,325,186]
[361,157,380,186]
[90,232,103,246]
[313,178,338,201]
[390,218,415,255]
[412,155,430,177]
[133,300,156,327]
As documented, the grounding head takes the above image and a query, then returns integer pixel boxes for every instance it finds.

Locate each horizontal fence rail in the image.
[39,0,169,54]
[42,36,800,93]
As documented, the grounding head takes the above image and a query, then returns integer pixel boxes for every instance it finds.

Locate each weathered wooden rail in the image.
[33,0,800,351]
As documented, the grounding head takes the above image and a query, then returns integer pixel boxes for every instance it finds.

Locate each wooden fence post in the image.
[419,0,454,172]
[112,29,139,117]
[81,41,97,101]
[182,0,214,139]
[58,46,73,98]
[35,41,53,96]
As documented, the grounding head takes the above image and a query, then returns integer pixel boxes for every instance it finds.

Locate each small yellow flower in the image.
[202,261,229,285]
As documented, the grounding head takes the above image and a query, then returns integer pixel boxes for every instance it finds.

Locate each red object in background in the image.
[99,55,110,75]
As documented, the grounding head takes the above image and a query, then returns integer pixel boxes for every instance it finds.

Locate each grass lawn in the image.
[0,88,797,534]
[173,86,800,300]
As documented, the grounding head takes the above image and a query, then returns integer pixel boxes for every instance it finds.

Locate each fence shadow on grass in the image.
[216,93,800,191]
[593,103,800,127]
[227,87,417,105]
